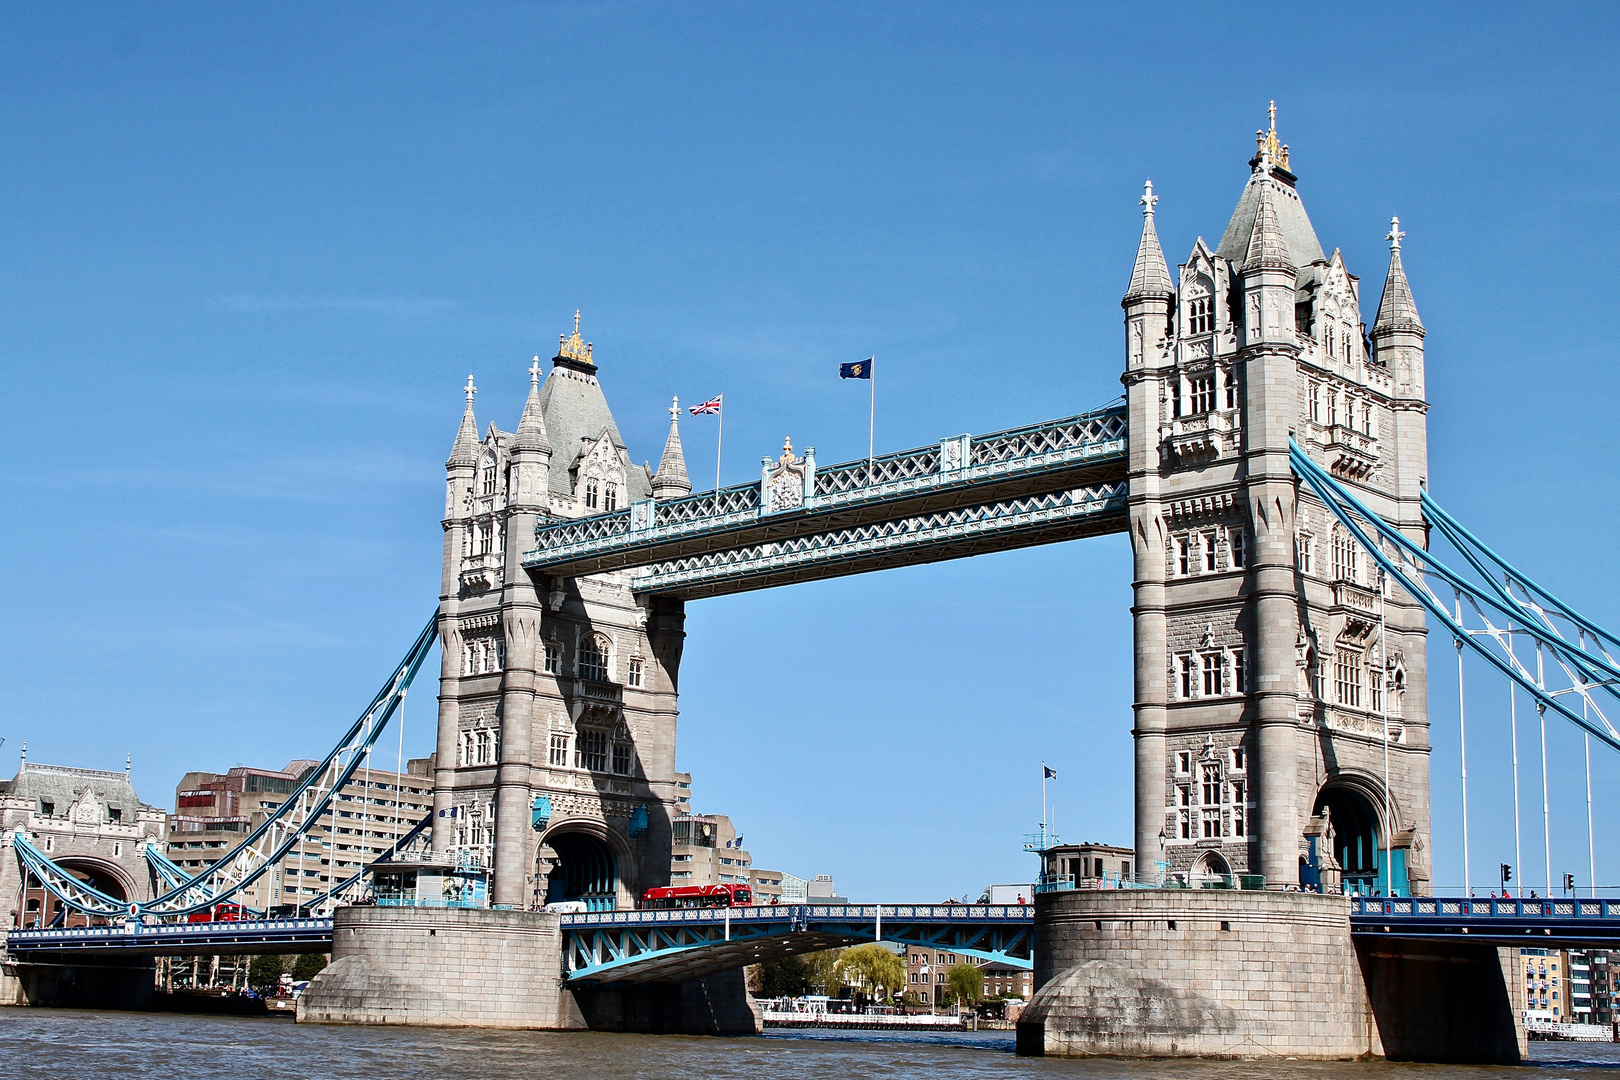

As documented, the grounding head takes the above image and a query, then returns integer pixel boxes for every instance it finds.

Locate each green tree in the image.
[247,955,285,994]
[836,944,907,1000]
[945,963,984,1006]
[291,953,328,981]
[800,948,845,995]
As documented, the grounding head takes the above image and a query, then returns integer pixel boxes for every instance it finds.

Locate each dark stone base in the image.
[5,959,156,1010]
[1357,938,1525,1064]
[571,968,762,1036]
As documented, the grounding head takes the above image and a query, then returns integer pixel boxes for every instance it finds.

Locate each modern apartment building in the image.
[167,757,433,910]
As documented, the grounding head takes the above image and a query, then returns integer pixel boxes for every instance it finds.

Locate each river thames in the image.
[5,1011,1620,1079]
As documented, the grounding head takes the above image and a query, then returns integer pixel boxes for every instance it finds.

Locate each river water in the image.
[5,1010,1620,1079]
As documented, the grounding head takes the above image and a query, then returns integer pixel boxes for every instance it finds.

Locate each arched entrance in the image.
[542,831,618,912]
[1314,785,1383,895]
[20,861,128,928]
[1192,851,1231,889]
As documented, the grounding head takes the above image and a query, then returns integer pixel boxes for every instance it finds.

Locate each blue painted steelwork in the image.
[523,406,1128,591]
[560,903,1034,985]
[1290,444,1620,755]
[8,616,438,919]
[1349,895,1620,945]
[5,917,334,957]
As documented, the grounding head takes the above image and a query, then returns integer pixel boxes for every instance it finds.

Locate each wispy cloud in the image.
[218,294,458,315]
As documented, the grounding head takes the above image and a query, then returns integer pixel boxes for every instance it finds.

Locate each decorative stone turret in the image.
[511,358,553,510]
[1372,217,1426,402]
[651,397,692,500]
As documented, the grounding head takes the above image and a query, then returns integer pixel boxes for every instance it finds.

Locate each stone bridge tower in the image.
[434,316,688,910]
[1123,112,1432,892]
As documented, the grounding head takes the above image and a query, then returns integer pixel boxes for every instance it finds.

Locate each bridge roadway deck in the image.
[1348,895,1620,945]
[4,917,334,958]
[9,896,1616,970]
[522,408,1128,599]
[560,903,1035,984]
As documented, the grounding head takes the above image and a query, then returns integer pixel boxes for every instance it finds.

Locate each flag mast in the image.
[868,355,876,469]
[715,394,724,493]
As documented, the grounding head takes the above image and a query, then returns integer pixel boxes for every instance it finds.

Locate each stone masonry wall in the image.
[298,906,586,1029]
[1019,889,1380,1059]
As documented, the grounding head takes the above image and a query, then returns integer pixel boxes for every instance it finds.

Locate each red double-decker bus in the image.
[640,883,752,910]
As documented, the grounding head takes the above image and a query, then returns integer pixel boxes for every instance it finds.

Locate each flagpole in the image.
[716,395,724,493]
[1041,760,1048,850]
[868,356,876,469]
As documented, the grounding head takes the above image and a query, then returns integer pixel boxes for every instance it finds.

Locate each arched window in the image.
[585,479,599,510]
[481,460,497,496]
[1331,528,1358,583]
[1323,317,1336,357]
[604,483,618,512]
[578,635,610,682]
[1188,296,1212,335]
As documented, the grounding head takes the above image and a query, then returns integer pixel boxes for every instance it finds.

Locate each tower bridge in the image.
[8,110,1620,1062]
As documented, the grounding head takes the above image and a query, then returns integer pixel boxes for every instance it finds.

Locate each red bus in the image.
[640,884,752,910]
[186,903,252,924]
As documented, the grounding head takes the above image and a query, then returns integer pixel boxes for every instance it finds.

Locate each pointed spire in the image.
[1242,179,1294,273]
[515,356,551,453]
[1123,180,1174,302]
[447,374,479,467]
[651,396,692,500]
[1373,216,1424,335]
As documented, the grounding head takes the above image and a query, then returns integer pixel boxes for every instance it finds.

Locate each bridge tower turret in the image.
[1124,109,1432,893]
[433,378,481,846]
[1121,179,1176,884]
[434,315,686,912]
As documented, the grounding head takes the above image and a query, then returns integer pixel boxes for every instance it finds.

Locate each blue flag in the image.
[1043,765,1057,779]
[840,357,874,380]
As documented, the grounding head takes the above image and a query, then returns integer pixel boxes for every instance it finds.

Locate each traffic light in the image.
[1501,863,1513,885]
[1564,873,1576,894]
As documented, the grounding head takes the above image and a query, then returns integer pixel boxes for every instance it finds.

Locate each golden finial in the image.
[1256,101,1289,171]
[558,309,594,365]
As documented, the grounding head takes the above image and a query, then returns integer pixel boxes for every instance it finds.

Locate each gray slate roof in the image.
[1241,180,1295,272]
[537,362,653,501]
[1217,170,1326,268]
[1374,249,1423,334]
[1124,211,1174,300]
[1,763,148,818]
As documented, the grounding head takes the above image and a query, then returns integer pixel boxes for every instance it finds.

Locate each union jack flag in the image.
[689,395,722,415]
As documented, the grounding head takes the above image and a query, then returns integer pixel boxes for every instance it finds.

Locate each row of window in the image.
[463,636,504,676]
[548,731,635,776]
[542,638,645,687]
[464,520,505,557]
[1174,528,1245,576]
[457,728,501,767]
[1306,381,1377,437]
[1175,649,1246,699]
[583,479,619,512]
[1169,368,1240,419]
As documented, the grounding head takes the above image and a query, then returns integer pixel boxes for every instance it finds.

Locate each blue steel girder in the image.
[561,904,1034,985]
[1350,896,1620,946]
[7,616,438,919]
[523,406,1127,586]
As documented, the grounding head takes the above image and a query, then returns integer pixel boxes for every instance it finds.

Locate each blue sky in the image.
[2,4,1619,901]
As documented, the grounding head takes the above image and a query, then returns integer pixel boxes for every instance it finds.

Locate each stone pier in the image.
[1017,889,1526,1063]
[298,906,758,1035]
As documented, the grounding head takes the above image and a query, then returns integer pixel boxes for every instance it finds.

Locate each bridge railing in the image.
[5,917,334,949]
[1351,896,1620,919]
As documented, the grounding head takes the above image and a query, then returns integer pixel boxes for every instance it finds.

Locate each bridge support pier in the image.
[297,906,759,1035]
[1019,890,1377,1060]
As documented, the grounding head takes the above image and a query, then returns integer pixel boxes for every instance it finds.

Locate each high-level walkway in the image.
[523,405,1127,599]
